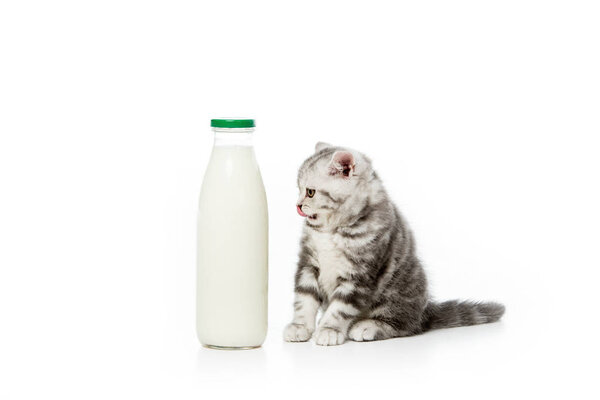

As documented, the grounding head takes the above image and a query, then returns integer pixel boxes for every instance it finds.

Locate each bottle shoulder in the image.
[199,146,267,206]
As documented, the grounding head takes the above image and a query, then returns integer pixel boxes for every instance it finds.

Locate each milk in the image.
[197,126,268,349]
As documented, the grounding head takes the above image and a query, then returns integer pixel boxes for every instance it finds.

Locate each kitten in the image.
[284,142,505,346]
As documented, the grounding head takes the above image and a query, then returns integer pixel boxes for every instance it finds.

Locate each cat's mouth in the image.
[297,205,317,220]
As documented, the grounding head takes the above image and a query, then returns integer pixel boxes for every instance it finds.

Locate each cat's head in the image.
[296,142,377,229]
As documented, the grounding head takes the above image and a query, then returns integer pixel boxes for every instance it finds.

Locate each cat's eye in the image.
[306,188,316,198]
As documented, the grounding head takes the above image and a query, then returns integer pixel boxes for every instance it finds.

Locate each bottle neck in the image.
[213,127,254,147]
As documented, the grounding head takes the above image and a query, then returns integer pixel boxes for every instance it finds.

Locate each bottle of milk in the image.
[197,119,268,349]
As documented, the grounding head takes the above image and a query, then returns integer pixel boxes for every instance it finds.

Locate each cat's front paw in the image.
[284,323,313,342]
[314,327,345,346]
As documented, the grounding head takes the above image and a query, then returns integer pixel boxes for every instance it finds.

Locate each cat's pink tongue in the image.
[297,205,308,217]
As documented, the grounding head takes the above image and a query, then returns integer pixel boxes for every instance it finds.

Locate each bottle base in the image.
[202,344,262,351]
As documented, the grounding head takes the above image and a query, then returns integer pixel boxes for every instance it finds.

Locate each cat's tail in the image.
[421,300,505,331]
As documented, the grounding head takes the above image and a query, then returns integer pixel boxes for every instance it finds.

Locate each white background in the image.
[1,1,599,399]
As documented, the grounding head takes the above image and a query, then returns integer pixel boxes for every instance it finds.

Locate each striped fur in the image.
[283,142,505,346]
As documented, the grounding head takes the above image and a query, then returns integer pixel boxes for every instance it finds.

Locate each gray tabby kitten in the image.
[284,142,505,346]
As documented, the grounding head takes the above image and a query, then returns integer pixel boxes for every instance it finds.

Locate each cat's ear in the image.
[315,142,333,153]
[329,151,355,178]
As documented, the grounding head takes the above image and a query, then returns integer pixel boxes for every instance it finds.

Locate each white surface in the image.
[197,144,268,347]
[1,1,599,399]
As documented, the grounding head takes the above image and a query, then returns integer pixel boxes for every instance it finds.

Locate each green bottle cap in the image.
[210,119,255,128]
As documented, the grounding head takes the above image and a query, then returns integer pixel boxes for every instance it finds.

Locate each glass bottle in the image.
[197,119,268,349]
